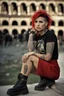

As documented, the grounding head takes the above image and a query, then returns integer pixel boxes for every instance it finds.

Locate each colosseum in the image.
[0,0,64,38]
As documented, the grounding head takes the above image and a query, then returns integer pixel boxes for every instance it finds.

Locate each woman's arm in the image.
[27,33,34,52]
[33,42,55,61]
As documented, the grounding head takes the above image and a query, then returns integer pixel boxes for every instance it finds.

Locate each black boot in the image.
[7,73,29,96]
[34,76,55,91]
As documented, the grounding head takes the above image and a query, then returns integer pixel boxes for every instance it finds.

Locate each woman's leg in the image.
[7,55,39,95]
[21,55,39,76]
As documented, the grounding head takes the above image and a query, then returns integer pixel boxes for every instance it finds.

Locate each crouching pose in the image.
[7,10,60,96]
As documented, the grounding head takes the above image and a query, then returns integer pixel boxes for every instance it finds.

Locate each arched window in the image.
[21,21,27,25]
[11,3,18,15]
[51,21,55,26]
[30,3,36,13]
[39,4,45,10]
[21,3,27,14]
[12,29,18,35]
[58,4,63,14]
[21,29,26,34]
[58,20,63,26]
[49,4,55,14]
[12,21,18,25]
[2,20,9,25]
[58,30,63,36]
[1,2,8,14]
[30,21,32,25]
[3,29,9,35]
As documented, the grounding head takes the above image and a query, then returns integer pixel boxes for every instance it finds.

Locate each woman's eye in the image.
[35,21,37,23]
[40,20,45,23]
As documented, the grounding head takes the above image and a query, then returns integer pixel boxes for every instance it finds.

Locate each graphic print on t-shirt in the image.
[37,39,45,54]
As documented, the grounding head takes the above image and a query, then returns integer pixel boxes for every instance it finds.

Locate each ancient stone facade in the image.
[0,0,64,37]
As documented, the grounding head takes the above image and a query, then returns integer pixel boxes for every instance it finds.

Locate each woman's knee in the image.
[29,55,38,61]
[29,55,39,68]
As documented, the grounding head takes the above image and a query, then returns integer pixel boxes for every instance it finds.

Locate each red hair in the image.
[32,10,52,29]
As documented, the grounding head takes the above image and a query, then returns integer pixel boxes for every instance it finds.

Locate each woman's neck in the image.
[37,28,48,36]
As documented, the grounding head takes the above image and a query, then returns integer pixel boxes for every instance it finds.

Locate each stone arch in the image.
[20,3,27,14]
[51,21,55,26]
[2,20,9,25]
[12,20,18,25]
[39,3,45,10]
[3,29,9,35]
[21,29,26,34]
[30,21,32,26]
[12,29,18,35]
[58,20,63,26]
[49,3,55,14]
[30,3,36,13]
[11,3,18,15]
[58,30,63,36]
[1,2,8,14]
[58,3,63,13]
[21,21,27,26]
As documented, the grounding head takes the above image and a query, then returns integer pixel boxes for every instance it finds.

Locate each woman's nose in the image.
[37,22,39,26]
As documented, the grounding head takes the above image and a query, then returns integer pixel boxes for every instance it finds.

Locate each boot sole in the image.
[7,88,29,96]
[35,81,55,91]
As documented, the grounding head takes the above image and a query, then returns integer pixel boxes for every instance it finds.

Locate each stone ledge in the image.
[0,78,64,96]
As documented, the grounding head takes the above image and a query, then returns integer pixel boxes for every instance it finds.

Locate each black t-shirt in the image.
[33,30,58,60]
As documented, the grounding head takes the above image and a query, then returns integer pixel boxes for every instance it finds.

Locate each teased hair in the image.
[32,10,52,29]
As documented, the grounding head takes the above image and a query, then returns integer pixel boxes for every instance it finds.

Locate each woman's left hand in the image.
[22,52,34,63]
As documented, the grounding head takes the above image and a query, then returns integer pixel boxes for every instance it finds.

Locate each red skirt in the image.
[36,59,60,80]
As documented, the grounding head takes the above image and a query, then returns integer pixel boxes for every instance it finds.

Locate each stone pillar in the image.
[55,5,58,15]
[18,4,21,15]
[0,4,1,14]
[46,3,48,12]
[36,5,39,11]
[27,5,30,15]
[8,4,12,15]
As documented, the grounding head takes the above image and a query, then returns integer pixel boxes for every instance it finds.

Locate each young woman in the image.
[7,10,60,96]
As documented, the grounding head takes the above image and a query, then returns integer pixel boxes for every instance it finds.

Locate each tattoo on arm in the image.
[46,42,55,55]
[24,65,28,74]
[28,34,34,51]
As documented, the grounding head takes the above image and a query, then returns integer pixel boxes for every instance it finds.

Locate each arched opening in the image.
[58,30,63,36]
[51,21,55,26]
[3,29,9,36]
[49,4,55,14]
[12,29,18,35]
[21,3,27,15]
[2,20,9,25]
[30,3,36,14]
[39,4,45,10]
[11,3,18,15]
[58,20,63,26]
[21,21,27,25]
[30,21,32,25]
[58,4,63,15]
[1,2,8,14]
[21,29,26,34]
[58,30,64,45]
[12,21,18,25]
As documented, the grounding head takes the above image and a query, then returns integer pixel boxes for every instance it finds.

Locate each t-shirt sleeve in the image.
[46,31,56,43]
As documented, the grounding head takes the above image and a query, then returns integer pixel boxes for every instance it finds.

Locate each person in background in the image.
[7,10,60,96]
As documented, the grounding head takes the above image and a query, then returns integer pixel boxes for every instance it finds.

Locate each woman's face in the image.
[34,16,48,32]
